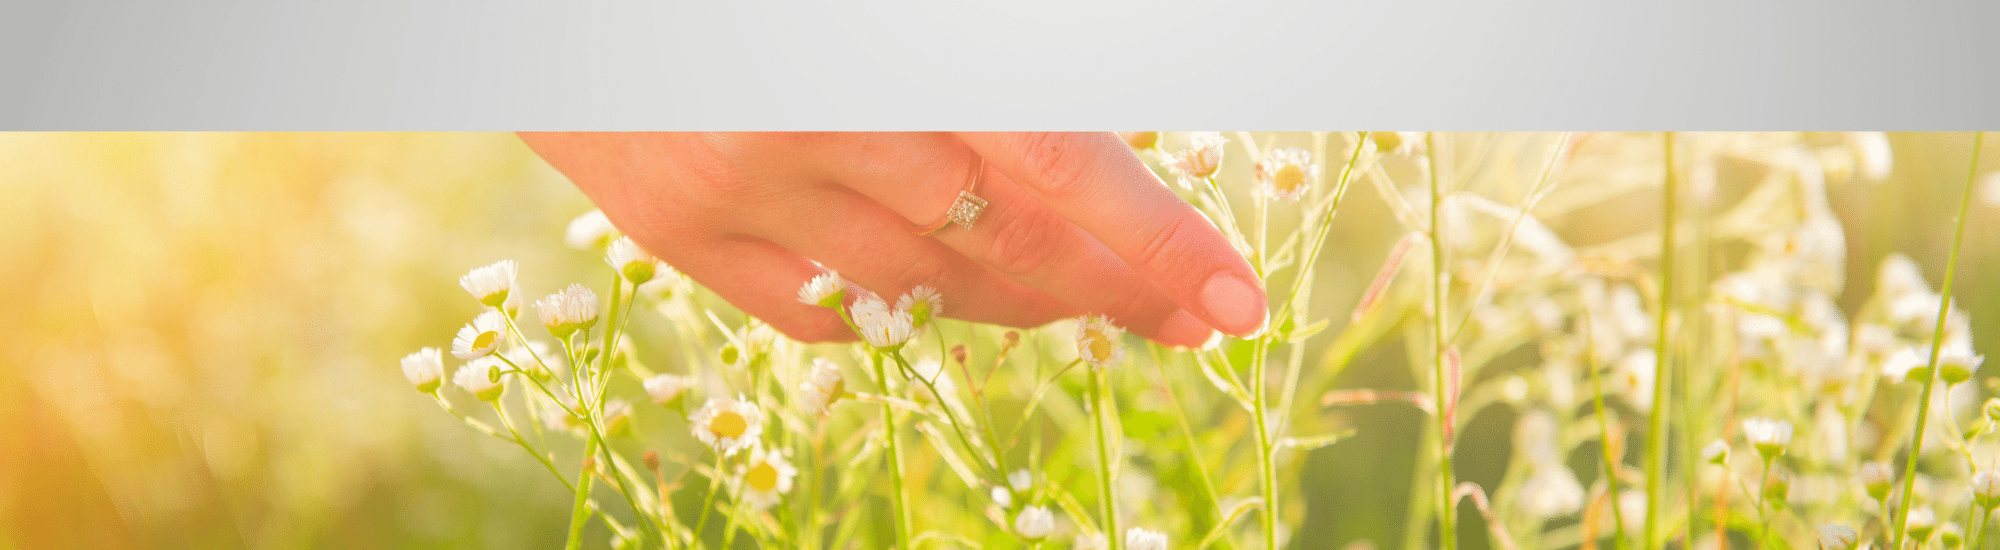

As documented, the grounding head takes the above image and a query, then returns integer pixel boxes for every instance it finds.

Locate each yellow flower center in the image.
[473,331,497,351]
[745,461,779,491]
[1084,328,1112,362]
[709,410,748,439]
[1274,164,1307,194]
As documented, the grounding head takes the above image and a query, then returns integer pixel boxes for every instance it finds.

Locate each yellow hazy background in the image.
[1,132,1995,549]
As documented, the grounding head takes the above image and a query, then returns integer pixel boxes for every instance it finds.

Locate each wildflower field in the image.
[4,132,2000,550]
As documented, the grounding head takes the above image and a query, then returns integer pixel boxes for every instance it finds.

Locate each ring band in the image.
[918,158,988,235]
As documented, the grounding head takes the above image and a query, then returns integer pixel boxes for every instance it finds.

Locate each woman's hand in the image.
[519,132,1266,348]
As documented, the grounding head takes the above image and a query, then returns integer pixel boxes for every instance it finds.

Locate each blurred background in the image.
[0,132,1995,549]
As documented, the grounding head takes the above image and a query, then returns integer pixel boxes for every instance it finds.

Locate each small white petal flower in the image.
[565,209,617,250]
[401,348,445,392]
[851,297,915,349]
[1819,523,1859,550]
[797,271,845,308]
[1076,315,1126,370]
[1937,339,1984,385]
[605,237,663,284]
[1014,505,1055,540]
[603,399,634,437]
[1520,466,1586,519]
[452,311,507,359]
[990,486,1013,508]
[1847,132,1893,181]
[1701,439,1731,465]
[1741,417,1793,458]
[1974,470,2000,509]
[536,284,600,339]
[690,395,763,456]
[1907,506,1938,538]
[1163,132,1227,190]
[459,260,518,308]
[1860,461,1895,500]
[1008,469,1034,491]
[1882,346,1926,383]
[453,356,507,401]
[1074,533,1109,550]
[1255,147,1319,201]
[736,446,797,510]
[644,374,694,406]
[1124,527,1168,550]
[1369,131,1425,156]
[896,285,945,329]
[798,358,845,415]
[502,340,566,378]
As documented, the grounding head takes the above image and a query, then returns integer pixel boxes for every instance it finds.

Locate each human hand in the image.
[518,132,1267,347]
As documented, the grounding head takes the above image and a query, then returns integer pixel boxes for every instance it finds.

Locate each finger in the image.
[954,132,1268,337]
[646,235,858,343]
[753,185,1076,329]
[806,133,1216,348]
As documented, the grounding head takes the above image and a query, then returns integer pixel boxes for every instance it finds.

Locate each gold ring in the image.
[918,158,988,235]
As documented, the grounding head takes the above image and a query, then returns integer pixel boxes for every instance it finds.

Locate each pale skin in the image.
[519,132,1267,348]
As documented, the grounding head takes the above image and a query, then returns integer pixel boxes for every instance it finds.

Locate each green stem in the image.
[873,350,913,548]
[1757,457,1773,548]
[1583,311,1627,549]
[1892,131,1984,550]
[693,453,724,549]
[1643,131,1677,550]
[1090,367,1122,550]
[1253,335,1278,550]
[564,436,600,550]
[1425,132,1458,550]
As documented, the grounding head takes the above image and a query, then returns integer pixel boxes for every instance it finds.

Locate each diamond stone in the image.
[946,191,987,228]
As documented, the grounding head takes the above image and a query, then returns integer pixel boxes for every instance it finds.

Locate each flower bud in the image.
[401,348,445,393]
[643,450,661,472]
[1119,131,1159,150]
[1940,522,1964,548]
[1907,507,1938,542]
[605,237,660,284]
[1860,462,1895,501]
[1014,505,1055,540]
[536,284,600,340]
[1702,439,1730,466]
[950,344,969,366]
[1741,417,1792,459]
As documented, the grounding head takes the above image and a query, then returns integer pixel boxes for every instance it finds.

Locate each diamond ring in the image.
[918,158,987,235]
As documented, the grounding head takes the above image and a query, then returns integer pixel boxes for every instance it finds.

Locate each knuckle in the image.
[891,253,954,291]
[1132,217,1207,286]
[1014,132,1100,201]
[983,208,1067,277]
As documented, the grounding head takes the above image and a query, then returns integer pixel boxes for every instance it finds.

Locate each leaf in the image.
[1281,318,1330,343]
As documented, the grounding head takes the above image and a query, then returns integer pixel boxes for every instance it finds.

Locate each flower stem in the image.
[564,435,600,550]
[1090,367,1123,550]
[1253,335,1278,550]
[872,350,913,548]
[1425,132,1458,550]
[1583,311,1627,549]
[693,453,724,549]
[1643,131,1677,550]
[1892,130,1985,550]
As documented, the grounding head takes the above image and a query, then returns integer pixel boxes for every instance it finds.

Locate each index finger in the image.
[953,132,1268,337]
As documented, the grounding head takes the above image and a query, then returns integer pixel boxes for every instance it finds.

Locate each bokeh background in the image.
[1,132,1995,549]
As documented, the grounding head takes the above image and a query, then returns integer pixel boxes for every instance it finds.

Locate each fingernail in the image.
[1154,309,1216,349]
[1200,272,1267,336]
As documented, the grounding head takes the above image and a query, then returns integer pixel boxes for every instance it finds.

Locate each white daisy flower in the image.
[1014,505,1055,540]
[1124,527,1168,550]
[736,446,797,510]
[690,395,763,456]
[851,296,915,349]
[1882,346,1926,383]
[451,311,507,359]
[1819,524,1859,550]
[1255,147,1319,201]
[1937,338,1985,385]
[1520,466,1586,519]
[401,347,444,393]
[1701,439,1731,465]
[565,209,617,249]
[1741,417,1793,458]
[1074,533,1109,550]
[605,237,662,284]
[644,374,695,407]
[502,340,565,378]
[1369,131,1425,156]
[1163,132,1226,190]
[1075,315,1126,370]
[1906,506,1938,539]
[604,398,634,437]
[990,486,1013,508]
[1974,471,2000,509]
[1008,469,1034,492]
[896,285,945,329]
[536,284,600,339]
[453,356,507,401]
[797,271,845,308]
[1859,461,1895,500]
[798,358,845,415]
[459,260,518,308]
